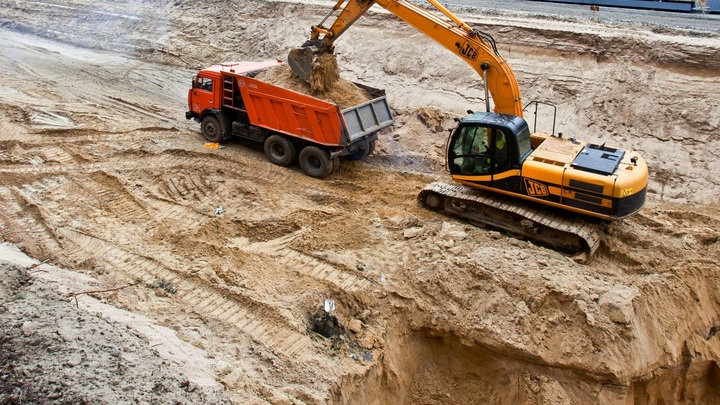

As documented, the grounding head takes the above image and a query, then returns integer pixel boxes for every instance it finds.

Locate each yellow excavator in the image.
[289,0,648,256]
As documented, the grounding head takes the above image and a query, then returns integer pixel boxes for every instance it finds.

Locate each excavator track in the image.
[418,181,604,258]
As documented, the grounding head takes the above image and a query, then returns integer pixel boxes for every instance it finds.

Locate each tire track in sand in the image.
[239,233,372,293]
[0,186,64,259]
[57,227,314,361]
[0,150,232,175]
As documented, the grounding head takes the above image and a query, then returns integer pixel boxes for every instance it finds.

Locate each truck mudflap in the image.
[418,181,603,259]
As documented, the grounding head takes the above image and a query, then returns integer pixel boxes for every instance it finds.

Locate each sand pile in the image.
[256,54,373,109]
[309,53,340,93]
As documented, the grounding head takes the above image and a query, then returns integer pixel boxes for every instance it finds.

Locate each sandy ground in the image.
[1,0,719,403]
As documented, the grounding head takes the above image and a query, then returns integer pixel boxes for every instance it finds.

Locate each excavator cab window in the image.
[449,125,491,175]
[449,124,514,176]
[494,131,508,166]
[517,125,532,159]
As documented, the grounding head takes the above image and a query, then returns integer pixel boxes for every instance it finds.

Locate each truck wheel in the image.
[350,139,376,160]
[350,144,369,160]
[299,146,332,179]
[264,135,296,167]
[367,140,376,155]
[330,157,340,174]
[201,116,222,143]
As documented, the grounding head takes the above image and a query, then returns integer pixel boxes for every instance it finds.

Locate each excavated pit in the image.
[338,329,720,404]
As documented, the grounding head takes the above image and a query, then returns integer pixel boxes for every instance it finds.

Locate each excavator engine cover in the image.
[571,144,625,175]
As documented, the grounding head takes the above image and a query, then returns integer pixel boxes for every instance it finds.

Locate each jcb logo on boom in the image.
[524,179,549,197]
[459,41,478,61]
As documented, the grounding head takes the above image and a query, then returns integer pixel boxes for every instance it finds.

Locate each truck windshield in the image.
[196,76,213,92]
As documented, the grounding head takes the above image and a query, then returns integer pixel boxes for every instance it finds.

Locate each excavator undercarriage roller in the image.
[418,181,604,259]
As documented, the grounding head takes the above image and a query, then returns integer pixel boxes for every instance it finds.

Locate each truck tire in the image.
[299,146,332,179]
[264,134,296,167]
[201,116,223,143]
[350,139,376,160]
[350,144,369,160]
[330,157,340,174]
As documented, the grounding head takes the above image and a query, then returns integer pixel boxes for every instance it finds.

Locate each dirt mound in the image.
[309,53,341,93]
[256,57,372,109]
[0,248,229,404]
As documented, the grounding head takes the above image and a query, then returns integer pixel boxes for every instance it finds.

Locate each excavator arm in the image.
[288,0,524,117]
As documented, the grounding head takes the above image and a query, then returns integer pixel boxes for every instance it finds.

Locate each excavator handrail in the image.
[293,0,524,118]
[523,100,557,135]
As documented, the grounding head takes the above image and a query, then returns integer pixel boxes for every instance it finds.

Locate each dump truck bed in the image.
[212,61,393,147]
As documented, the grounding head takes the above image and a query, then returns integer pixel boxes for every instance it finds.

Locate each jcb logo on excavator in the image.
[460,41,478,61]
[524,179,549,197]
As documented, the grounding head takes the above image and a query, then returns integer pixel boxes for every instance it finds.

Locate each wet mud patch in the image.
[310,307,345,339]
[308,305,377,368]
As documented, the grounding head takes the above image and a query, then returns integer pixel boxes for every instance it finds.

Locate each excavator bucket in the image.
[288,44,340,93]
[288,46,316,82]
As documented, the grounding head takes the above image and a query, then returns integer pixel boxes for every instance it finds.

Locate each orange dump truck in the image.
[185,60,394,178]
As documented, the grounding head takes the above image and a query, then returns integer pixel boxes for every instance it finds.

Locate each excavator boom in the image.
[288,0,524,117]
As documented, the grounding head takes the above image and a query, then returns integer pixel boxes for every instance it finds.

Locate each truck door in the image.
[189,75,216,114]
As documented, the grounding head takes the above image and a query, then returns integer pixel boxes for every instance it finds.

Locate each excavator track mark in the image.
[419,181,603,258]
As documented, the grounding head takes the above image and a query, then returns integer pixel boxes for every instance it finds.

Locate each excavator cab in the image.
[448,112,531,177]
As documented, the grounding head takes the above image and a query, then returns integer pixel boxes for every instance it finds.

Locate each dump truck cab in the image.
[187,73,218,117]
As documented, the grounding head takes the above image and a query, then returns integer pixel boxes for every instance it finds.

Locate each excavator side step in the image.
[418,181,603,257]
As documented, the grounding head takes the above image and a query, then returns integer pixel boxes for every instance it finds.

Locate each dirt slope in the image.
[1,0,719,404]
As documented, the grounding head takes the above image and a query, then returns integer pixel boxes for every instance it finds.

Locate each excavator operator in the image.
[452,126,490,175]
[494,131,508,167]
[454,126,509,175]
